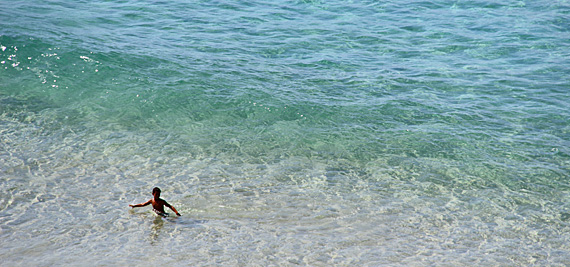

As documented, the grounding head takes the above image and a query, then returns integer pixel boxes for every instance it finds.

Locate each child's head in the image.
[152,187,161,197]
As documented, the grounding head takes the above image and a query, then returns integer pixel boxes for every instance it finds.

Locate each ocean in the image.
[1,0,569,266]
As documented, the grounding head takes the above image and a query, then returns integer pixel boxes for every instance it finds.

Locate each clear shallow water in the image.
[1,0,570,265]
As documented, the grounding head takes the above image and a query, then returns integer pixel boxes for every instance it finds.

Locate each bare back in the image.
[151,197,169,214]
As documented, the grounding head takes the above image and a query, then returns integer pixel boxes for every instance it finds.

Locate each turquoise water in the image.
[1,0,570,265]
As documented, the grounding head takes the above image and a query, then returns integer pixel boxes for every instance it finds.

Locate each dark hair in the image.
[152,187,161,194]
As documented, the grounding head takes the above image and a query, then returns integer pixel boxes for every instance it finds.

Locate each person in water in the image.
[129,187,181,217]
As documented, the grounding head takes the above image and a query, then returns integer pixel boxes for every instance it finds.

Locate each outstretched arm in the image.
[129,199,152,208]
[165,202,181,216]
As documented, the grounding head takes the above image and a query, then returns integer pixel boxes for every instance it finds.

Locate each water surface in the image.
[1,0,570,266]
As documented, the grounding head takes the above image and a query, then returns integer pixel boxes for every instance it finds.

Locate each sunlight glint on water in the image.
[1,0,569,265]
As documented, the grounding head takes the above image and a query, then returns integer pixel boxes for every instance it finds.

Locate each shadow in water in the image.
[148,214,207,245]
[149,216,165,245]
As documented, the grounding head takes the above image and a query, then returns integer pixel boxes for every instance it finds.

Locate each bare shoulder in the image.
[161,198,172,206]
